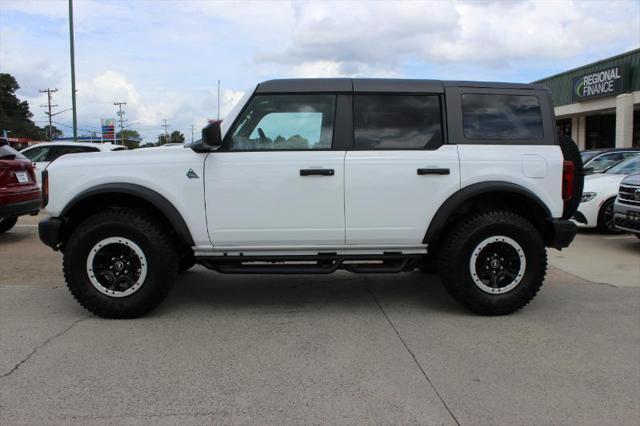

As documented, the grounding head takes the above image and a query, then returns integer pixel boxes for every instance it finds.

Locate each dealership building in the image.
[535,49,639,150]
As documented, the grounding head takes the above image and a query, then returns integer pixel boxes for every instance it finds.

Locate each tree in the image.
[156,133,170,145]
[0,73,44,139]
[116,129,141,149]
[169,130,185,144]
[43,125,63,140]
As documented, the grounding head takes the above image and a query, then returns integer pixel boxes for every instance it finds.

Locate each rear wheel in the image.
[438,211,547,315]
[0,217,18,233]
[63,209,178,318]
[597,198,622,234]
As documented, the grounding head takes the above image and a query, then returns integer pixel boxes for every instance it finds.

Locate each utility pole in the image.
[114,101,127,145]
[40,88,59,141]
[191,124,195,143]
[162,119,170,144]
[217,79,221,120]
[68,0,78,141]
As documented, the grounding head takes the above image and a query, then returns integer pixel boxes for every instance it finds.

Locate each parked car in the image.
[614,173,640,238]
[0,141,40,233]
[573,154,640,232]
[20,142,127,186]
[39,78,582,318]
[581,148,639,175]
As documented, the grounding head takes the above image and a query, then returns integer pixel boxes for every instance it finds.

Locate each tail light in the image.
[562,160,574,201]
[41,169,49,208]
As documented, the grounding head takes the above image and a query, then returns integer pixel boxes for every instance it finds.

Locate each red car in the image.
[0,141,41,233]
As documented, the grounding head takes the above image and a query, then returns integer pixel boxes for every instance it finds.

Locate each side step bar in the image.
[198,254,424,274]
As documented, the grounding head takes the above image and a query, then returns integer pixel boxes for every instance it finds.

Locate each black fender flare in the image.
[61,183,195,247]
[423,181,552,246]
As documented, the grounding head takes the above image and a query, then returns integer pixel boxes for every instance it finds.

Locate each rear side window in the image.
[48,145,99,161]
[462,94,543,140]
[354,95,443,149]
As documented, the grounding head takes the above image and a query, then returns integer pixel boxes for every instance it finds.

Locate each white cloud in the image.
[1,0,638,141]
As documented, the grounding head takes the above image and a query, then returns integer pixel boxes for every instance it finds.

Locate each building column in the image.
[571,116,579,143]
[577,115,586,150]
[615,93,634,148]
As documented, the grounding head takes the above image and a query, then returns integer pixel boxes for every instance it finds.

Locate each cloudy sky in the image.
[1,0,639,143]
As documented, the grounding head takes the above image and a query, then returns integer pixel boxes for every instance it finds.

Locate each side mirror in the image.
[190,120,223,153]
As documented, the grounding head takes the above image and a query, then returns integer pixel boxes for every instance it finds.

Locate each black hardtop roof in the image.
[255,78,549,94]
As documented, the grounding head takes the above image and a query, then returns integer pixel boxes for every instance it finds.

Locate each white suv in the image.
[38,79,582,318]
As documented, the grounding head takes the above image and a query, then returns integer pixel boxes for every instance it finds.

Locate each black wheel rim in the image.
[470,236,526,294]
[86,237,147,297]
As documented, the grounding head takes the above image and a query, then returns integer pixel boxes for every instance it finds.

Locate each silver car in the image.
[614,173,640,238]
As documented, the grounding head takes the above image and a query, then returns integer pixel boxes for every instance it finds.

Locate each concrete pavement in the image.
[1,216,639,424]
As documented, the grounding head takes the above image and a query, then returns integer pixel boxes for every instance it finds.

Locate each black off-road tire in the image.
[596,198,622,234]
[63,209,179,318]
[178,250,197,272]
[559,135,584,219]
[438,211,547,315]
[0,217,18,233]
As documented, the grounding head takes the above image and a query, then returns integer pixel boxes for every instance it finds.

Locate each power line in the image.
[39,88,58,141]
[114,101,127,145]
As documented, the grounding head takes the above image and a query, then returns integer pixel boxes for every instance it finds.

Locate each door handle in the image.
[417,168,450,175]
[300,168,335,176]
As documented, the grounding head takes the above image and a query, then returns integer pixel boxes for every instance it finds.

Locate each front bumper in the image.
[0,198,40,218]
[614,200,640,235]
[39,216,63,250]
[548,219,577,249]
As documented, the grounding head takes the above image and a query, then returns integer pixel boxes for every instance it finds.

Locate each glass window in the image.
[0,144,26,160]
[353,95,442,149]
[588,152,637,173]
[462,94,544,140]
[605,154,640,175]
[227,94,336,150]
[21,146,52,162]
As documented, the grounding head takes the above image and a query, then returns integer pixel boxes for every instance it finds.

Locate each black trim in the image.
[255,78,545,94]
[418,168,450,175]
[38,217,63,249]
[300,168,334,176]
[423,182,552,245]
[61,183,194,246]
[548,219,576,249]
[0,198,40,218]
[333,94,353,150]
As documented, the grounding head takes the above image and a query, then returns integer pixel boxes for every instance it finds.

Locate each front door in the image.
[344,94,460,245]
[205,93,346,247]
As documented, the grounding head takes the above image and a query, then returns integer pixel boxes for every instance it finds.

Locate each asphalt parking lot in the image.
[1,214,639,425]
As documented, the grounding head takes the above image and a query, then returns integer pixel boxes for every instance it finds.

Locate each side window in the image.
[228,94,336,151]
[47,145,98,161]
[462,94,544,140]
[353,95,443,149]
[22,146,51,162]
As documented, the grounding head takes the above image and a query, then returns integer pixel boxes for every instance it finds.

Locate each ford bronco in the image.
[38,79,583,318]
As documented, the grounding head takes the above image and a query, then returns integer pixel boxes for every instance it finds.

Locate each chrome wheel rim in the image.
[469,236,526,294]
[86,237,147,297]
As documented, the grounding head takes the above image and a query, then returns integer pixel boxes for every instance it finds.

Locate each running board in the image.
[197,254,422,274]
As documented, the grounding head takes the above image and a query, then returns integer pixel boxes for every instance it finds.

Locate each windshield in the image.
[0,144,26,160]
[606,154,640,175]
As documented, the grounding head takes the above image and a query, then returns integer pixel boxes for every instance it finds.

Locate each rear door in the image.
[344,94,460,245]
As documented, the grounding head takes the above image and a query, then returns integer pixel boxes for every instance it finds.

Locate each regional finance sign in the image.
[572,63,629,102]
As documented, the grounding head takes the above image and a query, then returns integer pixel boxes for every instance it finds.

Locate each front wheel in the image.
[597,198,623,234]
[438,211,547,315]
[63,209,179,318]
